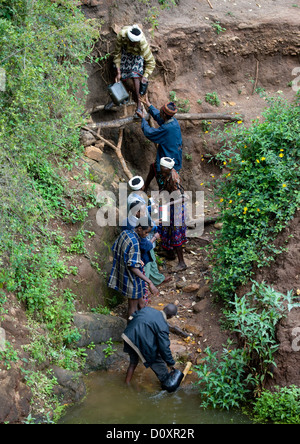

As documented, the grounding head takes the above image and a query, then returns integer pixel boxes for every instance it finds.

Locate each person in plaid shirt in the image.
[108,219,159,319]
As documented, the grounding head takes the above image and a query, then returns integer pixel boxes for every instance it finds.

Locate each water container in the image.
[107,82,129,106]
[161,369,184,393]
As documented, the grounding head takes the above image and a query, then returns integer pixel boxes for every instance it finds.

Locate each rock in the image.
[185,324,203,337]
[84,146,103,162]
[84,343,127,372]
[214,222,223,230]
[0,368,32,423]
[170,341,189,361]
[176,281,187,290]
[184,283,200,293]
[73,312,127,347]
[51,366,86,404]
[193,299,209,314]
[196,285,211,300]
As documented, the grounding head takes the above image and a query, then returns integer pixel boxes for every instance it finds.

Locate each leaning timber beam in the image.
[84,112,243,130]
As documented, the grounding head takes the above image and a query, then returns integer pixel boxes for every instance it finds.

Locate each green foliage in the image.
[252,386,300,424]
[0,341,19,369]
[209,94,300,301]
[0,0,100,390]
[169,90,190,113]
[211,21,226,35]
[195,282,299,410]
[223,282,299,387]
[205,91,220,107]
[194,341,256,410]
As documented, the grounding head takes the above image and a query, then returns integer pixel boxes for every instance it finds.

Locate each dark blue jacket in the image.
[141,105,183,172]
[122,307,175,368]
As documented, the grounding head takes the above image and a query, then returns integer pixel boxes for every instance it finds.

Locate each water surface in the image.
[60,369,252,425]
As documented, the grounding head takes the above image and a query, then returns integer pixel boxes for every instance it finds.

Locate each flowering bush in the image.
[210,93,300,302]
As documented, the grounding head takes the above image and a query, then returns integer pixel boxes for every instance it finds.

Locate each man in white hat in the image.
[112,25,156,116]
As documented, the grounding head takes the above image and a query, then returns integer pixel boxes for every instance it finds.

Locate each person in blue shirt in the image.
[136,96,183,192]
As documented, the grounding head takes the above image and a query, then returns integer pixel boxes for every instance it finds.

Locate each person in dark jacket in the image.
[136,95,183,192]
[122,304,178,387]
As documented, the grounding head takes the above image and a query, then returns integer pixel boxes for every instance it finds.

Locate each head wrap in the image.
[127,25,143,43]
[161,102,178,117]
[160,157,175,170]
[128,176,144,191]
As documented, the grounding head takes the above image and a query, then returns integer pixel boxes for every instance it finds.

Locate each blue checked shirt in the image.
[108,230,145,300]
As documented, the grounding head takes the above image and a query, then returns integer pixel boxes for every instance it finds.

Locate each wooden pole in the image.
[84,112,243,130]
[182,362,193,382]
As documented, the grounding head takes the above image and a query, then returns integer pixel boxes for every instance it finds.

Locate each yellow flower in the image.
[282,184,287,188]
[220,198,224,203]
[243,207,248,214]
[256,159,260,163]
[237,121,243,124]
[238,192,241,196]
[261,157,266,161]
[257,209,260,212]
[226,173,231,177]
[280,149,284,152]
[223,161,227,165]
[229,200,233,204]
[279,153,284,158]
[200,183,204,186]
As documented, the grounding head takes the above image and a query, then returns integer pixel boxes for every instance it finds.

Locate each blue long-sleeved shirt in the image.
[141,105,183,172]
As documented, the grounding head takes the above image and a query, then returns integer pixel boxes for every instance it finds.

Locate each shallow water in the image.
[60,369,252,425]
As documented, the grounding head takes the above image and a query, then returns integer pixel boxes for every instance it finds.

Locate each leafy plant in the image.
[194,341,256,410]
[195,282,299,409]
[209,93,300,301]
[103,338,117,358]
[205,92,220,107]
[169,91,190,113]
[211,21,226,35]
[252,386,300,424]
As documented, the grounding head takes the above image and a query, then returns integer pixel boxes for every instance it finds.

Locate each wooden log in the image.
[168,324,190,339]
[182,362,193,382]
[84,101,136,115]
[85,112,243,130]
[176,112,243,121]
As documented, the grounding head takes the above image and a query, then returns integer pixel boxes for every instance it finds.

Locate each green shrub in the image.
[194,342,256,410]
[209,93,300,301]
[252,386,300,424]
[195,282,300,410]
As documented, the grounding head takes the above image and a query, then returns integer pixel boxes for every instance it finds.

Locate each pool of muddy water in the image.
[60,368,252,425]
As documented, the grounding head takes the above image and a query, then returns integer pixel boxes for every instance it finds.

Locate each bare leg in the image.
[125,362,138,384]
[128,298,145,320]
[143,163,155,193]
[133,78,142,110]
[174,245,187,272]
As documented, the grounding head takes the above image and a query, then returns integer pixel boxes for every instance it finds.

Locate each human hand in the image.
[136,109,145,119]
[149,282,159,297]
